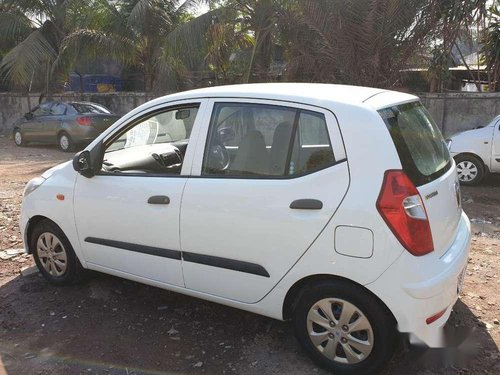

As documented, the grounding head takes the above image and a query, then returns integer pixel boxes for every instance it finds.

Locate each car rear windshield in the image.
[71,103,111,114]
[378,101,451,186]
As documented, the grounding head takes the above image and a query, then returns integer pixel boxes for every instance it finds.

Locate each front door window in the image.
[102,106,199,174]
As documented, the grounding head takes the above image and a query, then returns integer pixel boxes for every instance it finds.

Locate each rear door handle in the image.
[148,195,170,205]
[289,199,323,210]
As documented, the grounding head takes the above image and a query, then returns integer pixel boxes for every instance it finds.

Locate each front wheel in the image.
[455,154,484,186]
[31,219,85,285]
[13,129,26,146]
[292,281,396,375]
[58,132,74,152]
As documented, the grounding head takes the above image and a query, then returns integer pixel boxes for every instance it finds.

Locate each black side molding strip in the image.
[84,237,181,260]
[84,237,270,278]
[183,252,270,278]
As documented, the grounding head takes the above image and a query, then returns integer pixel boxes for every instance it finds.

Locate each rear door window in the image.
[51,103,67,115]
[203,102,335,177]
[378,101,451,186]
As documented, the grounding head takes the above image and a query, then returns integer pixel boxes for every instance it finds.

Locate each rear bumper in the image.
[69,128,101,143]
[366,211,471,347]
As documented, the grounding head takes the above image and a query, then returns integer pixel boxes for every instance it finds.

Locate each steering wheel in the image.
[208,144,230,171]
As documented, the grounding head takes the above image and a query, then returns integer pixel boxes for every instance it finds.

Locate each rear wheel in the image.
[455,154,484,186]
[13,129,25,146]
[292,281,396,375]
[31,219,85,285]
[58,132,74,152]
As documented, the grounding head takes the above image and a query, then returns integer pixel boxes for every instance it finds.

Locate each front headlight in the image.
[24,177,46,197]
[445,139,452,150]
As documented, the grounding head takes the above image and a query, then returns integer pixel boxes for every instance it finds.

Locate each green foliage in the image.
[0,0,499,92]
[282,0,441,86]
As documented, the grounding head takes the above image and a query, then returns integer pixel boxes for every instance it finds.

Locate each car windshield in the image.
[378,101,451,186]
[71,103,111,114]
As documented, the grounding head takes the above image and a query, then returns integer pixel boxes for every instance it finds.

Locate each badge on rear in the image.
[425,191,438,200]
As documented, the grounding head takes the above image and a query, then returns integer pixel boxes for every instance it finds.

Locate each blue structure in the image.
[67,73,123,93]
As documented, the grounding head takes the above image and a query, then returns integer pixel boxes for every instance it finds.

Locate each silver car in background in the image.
[13,101,120,152]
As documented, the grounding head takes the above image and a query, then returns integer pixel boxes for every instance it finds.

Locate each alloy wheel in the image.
[59,135,70,151]
[36,232,68,277]
[14,131,22,145]
[456,161,478,182]
[306,298,374,364]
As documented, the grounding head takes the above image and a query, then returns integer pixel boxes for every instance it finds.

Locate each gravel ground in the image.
[0,136,499,375]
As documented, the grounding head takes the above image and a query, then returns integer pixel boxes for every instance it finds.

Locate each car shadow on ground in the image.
[0,271,498,375]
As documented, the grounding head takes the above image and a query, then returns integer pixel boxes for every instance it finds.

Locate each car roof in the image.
[149,83,417,108]
[66,101,104,106]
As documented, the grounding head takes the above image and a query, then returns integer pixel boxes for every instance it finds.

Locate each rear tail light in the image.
[77,116,92,126]
[376,170,434,256]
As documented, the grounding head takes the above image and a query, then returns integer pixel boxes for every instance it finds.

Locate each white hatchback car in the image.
[21,84,470,374]
[447,115,500,185]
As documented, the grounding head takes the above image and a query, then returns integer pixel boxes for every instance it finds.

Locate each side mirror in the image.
[73,150,95,178]
[24,112,33,120]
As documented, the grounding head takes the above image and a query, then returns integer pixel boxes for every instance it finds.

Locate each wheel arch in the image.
[282,274,397,325]
[57,129,70,140]
[25,215,55,254]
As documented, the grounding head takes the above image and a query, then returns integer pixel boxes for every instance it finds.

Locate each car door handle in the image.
[289,199,323,210]
[148,195,170,205]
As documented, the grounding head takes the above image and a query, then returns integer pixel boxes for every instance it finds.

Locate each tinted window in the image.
[51,103,66,115]
[378,102,451,186]
[203,103,335,177]
[71,103,111,114]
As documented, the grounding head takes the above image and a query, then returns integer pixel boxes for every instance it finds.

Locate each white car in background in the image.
[21,84,470,374]
[447,115,500,185]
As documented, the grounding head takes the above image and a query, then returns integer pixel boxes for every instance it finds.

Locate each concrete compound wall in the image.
[1,91,499,138]
[419,92,500,137]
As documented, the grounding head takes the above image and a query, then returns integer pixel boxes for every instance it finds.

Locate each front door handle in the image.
[148,195,170,205]
[289,199,323,210]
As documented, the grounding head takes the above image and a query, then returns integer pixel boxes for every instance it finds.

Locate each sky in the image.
[193,3,210,16]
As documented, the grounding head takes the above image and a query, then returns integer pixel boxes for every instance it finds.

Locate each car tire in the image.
[58,132,74,152]
[31,219,86,285]
[292,280,396,375]
[13,128,26,147]
[455,154,485,186]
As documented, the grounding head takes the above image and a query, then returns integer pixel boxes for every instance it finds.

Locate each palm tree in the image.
[427,0,488,92]
[280,0,447,87]
[0,0,91,92]
[203,11,254,84]
[481,5,500,91]
[56,0,235,92]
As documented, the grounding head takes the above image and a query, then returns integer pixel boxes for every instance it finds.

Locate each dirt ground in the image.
[0,136,499,375]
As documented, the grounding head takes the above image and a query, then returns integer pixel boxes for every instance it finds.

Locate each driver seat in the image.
[232,130,269,175]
